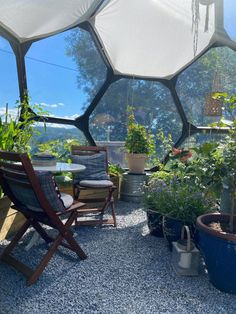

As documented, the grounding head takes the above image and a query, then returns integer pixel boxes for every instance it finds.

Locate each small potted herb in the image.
[125,106,155,174]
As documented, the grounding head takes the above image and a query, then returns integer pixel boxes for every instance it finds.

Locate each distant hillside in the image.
[32,126,86,144]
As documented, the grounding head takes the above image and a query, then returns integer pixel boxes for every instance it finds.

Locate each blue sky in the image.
[0,1,236,120]
[0,30,87,119]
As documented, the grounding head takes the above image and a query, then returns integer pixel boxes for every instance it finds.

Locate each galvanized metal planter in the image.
[120,172,149,203]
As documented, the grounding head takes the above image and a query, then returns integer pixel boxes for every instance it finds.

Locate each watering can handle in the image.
[181,225,191,252]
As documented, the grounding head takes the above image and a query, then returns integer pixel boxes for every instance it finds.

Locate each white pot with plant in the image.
[125,106,155,174]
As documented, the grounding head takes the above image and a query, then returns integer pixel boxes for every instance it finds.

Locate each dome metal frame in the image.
[0,0,233,154]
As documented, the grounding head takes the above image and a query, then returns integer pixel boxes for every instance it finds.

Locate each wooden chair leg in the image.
[27,230,87,285]
[27,234,64,285]
[1,219,31,259]
[75,186,117,227]
[31,220,53,244]
[111,200,117,227]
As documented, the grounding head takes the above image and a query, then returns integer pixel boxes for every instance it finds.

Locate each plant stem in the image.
[229,184,235,233]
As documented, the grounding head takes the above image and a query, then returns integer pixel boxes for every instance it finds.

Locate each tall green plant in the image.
[213,92,236,231]
[125,106,155,155]
[0,98,46,197]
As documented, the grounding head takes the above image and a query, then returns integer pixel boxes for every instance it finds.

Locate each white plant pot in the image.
[126,153,147,174]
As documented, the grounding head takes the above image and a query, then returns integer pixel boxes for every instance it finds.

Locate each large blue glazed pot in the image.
[197,213,236,294]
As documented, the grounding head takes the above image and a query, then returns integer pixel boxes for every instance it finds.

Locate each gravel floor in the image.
[0,201,236,314]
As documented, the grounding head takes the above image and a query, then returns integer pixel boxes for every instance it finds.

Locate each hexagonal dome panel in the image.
[92,0,215,79]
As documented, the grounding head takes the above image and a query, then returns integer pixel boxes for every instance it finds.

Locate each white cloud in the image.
[35,122,74,129]
[39,102,65,108]
[0,105,78,129]
[0,107,19,120]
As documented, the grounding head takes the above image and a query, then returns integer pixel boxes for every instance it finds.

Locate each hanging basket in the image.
[204,71,222,117]
[204,93,222,116]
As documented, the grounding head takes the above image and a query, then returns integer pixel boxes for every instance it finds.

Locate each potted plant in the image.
[108,163,124,200]
[144,170,172,237]
[0,98,44,240]
[125,106,155,173]
[196,92,236,293]
[145,172,214,248]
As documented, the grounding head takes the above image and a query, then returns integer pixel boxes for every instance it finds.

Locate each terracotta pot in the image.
[126,153,147,174]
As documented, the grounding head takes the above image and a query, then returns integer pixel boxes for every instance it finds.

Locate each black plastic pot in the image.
[197,213,236,294]
[146,209,163,237]
[162,216,196,251]
[162,216,184,250]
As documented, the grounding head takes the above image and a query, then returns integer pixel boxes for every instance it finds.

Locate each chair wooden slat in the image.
[0,149,87,285]
[71,145,117,227]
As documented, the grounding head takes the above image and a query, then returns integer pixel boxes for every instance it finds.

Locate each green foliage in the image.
[0,100,43,153]
[212,92,236,187]
[125,106,155,155]
[0,97,46,197]
[36,138,81,163]
[144,175,214,223]
[108,163,124,177]
[156,128,173,157]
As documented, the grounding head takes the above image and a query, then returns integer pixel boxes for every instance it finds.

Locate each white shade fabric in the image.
[92,0,215,79]
[0,0,102,42]
[0,0,232,79]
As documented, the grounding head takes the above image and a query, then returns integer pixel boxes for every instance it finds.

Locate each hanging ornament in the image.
[204,72,222,116]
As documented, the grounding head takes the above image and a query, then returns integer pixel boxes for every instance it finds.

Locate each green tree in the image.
[65,29,236,148]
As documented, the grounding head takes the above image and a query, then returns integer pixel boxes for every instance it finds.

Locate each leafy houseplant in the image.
[196,92,236,293]
[144,173,214,246]
[125,106,155,173]
[0,99,44,197]
[108,163,124,201]
[0,98,44,240]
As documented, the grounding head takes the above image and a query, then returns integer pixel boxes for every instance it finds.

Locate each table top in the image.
[33,162,85,173]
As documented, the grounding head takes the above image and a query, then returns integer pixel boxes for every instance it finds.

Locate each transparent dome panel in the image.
[26,27,106,119]
[176,47,236,126]
[182,132,227,149]
[31,123,87,158]
[224,0,236,41]
[0,36,19,113]
[89,79,183,166]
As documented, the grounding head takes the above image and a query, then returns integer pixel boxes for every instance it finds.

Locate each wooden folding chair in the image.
[71,146,117,227]
[0,150,87,285]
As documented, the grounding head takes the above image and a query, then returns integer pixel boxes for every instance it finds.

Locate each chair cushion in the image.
[79,179,113,188]
[71,152,110,183]
[60,193,74,208]
[8,171,66,213]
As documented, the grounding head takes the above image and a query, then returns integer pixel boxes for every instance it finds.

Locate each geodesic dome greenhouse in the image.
[0,0,235,155]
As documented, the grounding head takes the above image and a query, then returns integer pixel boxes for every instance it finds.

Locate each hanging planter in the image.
[204,72,222,117]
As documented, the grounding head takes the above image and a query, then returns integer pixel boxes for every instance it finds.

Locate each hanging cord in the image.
[192,0,213,56]
[191,0,200,57]
[131,76,135,107]
[188,121,191,149]
[204,4,210,32]
[126,79,130,108]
